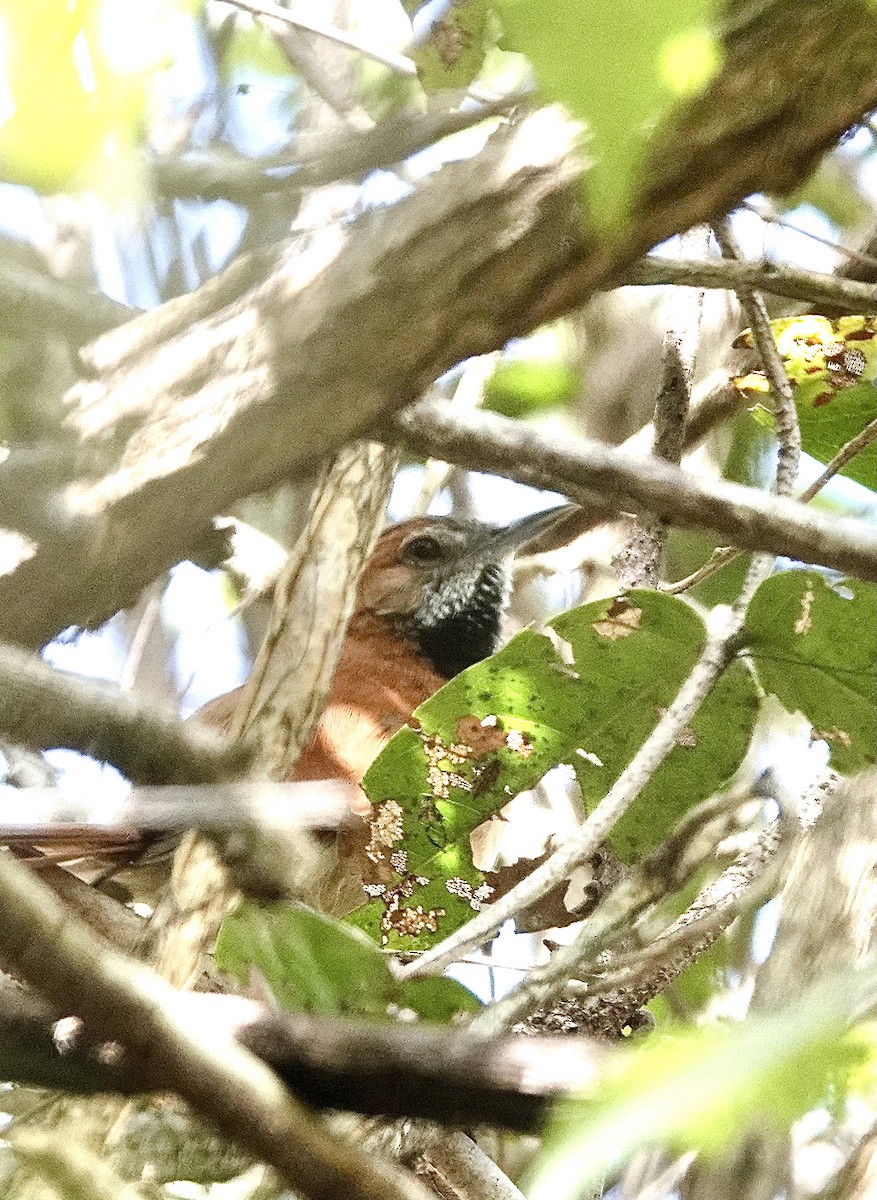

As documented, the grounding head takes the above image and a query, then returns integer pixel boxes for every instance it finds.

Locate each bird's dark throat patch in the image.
[395,563,507,680]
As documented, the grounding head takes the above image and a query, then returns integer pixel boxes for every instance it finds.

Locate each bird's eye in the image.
[401,533,445,564]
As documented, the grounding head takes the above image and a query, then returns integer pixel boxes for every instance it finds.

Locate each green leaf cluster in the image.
[215,899,480,1021]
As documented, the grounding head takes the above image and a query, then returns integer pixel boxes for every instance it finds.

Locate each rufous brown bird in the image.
[195,505,574,811]
[2,505,573,875]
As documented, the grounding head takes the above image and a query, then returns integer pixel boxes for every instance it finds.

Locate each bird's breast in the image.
[193,613,447,815]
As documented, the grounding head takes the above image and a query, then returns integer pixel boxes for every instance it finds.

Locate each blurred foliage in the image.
[744,569,877,773]
[220,21,296,85]
[734,314,877,491]
[647,935,732,1025]
[348,591,760,949]
[215,898,480,1020]
[528,975,871,1200]
[496,0,720,230]
[483,358,579,418]
[410,0,497,93]
[785,160,873,233]
[0,0,193,193]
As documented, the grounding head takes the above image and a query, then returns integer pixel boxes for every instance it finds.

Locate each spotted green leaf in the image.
[743,569,876,772]
[733,314,877,491]
[348,591,760,949]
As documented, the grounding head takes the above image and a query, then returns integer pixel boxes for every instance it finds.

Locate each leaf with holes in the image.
[743,570,876,772]
[733,314,877,491]
[347,591,761,949]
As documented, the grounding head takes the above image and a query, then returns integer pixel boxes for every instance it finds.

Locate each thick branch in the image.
[0,853,432,1200]
[0,978,605,1131]
[0,1,872,647]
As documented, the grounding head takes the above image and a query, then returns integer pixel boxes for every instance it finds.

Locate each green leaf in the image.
[496,0,720,231]
[348,591,760,949]
[528,976,867,1200]
[743,570,877,772]
[483,359,579,419]
[552,594,760,863]
[733,315,877,491]
[412,0,495,93]
[215,899,480,1020]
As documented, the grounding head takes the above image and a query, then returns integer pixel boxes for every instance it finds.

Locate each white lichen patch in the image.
[505,728,534,757]
[386,905,446,941]
[795,585,814,635]
[421,730,475,798]
[366,798,404,863]
[445,877,494,910]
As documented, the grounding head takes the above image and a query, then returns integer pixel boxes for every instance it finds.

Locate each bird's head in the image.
[357,504,575,678]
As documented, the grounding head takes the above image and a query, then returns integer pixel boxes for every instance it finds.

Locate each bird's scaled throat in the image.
[395,562,509,680]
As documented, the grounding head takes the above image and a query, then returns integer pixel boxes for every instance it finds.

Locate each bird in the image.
[2,504,574,879]
[194,504,576,812]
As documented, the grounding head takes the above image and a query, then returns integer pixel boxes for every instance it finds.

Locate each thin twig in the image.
[413,1129,527,1200]
[714,219,801,499]
[613,230,704,588]
[218,0,417,77]
[470,787,764,1034]
[798,416,877,503]
[620,253,877,312]
[152,99,513,201]
[741,198,877,273]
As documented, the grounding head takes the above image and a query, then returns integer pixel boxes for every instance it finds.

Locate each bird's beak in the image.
[467,502,581,564]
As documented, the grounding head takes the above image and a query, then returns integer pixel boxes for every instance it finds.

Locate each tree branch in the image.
[0,0,872,647]
[151,100,514,202]
[0,852,433,1200]
[0,976,606,1132]
[387,403,877,582]
[619,254,877,314]
[0,640,248,784]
